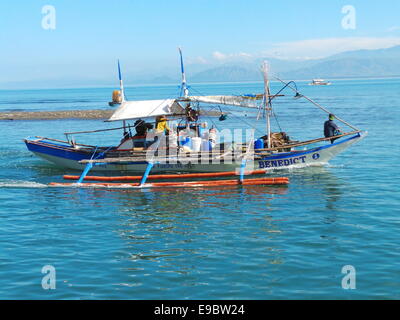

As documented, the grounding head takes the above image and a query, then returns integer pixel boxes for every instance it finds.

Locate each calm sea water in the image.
[0,79,399,299]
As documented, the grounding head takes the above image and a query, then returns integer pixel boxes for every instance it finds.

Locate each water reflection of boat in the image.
[281,166,345,210]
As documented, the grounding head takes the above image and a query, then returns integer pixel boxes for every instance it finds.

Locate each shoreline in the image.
[0,110,115,120]
[0,109,222,121]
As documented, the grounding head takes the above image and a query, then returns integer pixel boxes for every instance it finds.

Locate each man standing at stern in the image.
[324,114,342,143]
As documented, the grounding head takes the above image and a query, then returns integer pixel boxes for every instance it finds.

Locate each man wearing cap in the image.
[324,114,342,143]
[155,116,170,135]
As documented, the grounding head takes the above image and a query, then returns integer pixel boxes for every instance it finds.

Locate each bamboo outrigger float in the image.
[50,173,289,189]
[49,178,289,189]
[24,49,366,189]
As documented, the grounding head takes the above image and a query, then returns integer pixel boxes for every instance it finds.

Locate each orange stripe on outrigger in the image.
[62,170,268,182]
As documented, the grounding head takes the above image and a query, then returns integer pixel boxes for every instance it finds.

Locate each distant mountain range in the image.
[2,45,400,89]
[280,45,400,79]
[149,45,400,83]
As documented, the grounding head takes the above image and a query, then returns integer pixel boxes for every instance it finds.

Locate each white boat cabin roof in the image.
[107,99,185,121]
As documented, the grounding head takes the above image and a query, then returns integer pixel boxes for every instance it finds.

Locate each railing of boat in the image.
[32,136,101,148]
[33,130,362,164]
[248,130,361,153]
[77,130,362,165]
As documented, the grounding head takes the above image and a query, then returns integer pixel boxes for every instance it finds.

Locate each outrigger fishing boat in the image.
[24,50,365,186]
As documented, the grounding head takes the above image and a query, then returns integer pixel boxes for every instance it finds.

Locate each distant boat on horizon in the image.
[309,79,331,86]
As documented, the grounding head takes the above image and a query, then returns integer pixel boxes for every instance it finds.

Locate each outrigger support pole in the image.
[77,162,94,184]
[140,162,155,186]
[239,158,247,184]
[239,130,255,184]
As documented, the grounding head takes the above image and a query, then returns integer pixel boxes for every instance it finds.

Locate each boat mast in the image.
[262,61,272,148]
[178,47,189,98]
[118,59,125,102]
[117,60,127,134]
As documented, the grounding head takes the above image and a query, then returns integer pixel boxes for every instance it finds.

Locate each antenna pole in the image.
[262,61,272,148]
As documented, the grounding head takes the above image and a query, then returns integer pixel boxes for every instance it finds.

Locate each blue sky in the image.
[0,0,399,86]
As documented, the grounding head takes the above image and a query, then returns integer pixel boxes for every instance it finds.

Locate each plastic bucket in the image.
[191,137,202,152]
[180,137,192,149]
[201,139,211,151]
[254,139,264,150]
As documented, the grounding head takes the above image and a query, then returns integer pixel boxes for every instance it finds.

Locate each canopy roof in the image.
[107,99,185,121]
[186,95,261,108]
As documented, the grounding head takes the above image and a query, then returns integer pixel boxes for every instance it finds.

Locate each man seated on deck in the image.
[150,115,173,151]
[324,114,342,144]
[133,119,154,148]
[134,119,153,137]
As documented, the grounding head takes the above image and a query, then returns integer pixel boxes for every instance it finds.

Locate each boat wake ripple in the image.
[0,179,47,188]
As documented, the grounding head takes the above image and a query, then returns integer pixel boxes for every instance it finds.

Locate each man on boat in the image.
[133,119,154,148]
[324,114,342,143]
[134,119,153,137]
[155,116,170,135]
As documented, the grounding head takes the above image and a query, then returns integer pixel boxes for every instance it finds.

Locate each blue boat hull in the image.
[24,132,366,173]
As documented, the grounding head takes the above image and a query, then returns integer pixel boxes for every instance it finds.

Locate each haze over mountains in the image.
[178,45,400,83]
[2,45,400,89]
[115,45,400,85]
